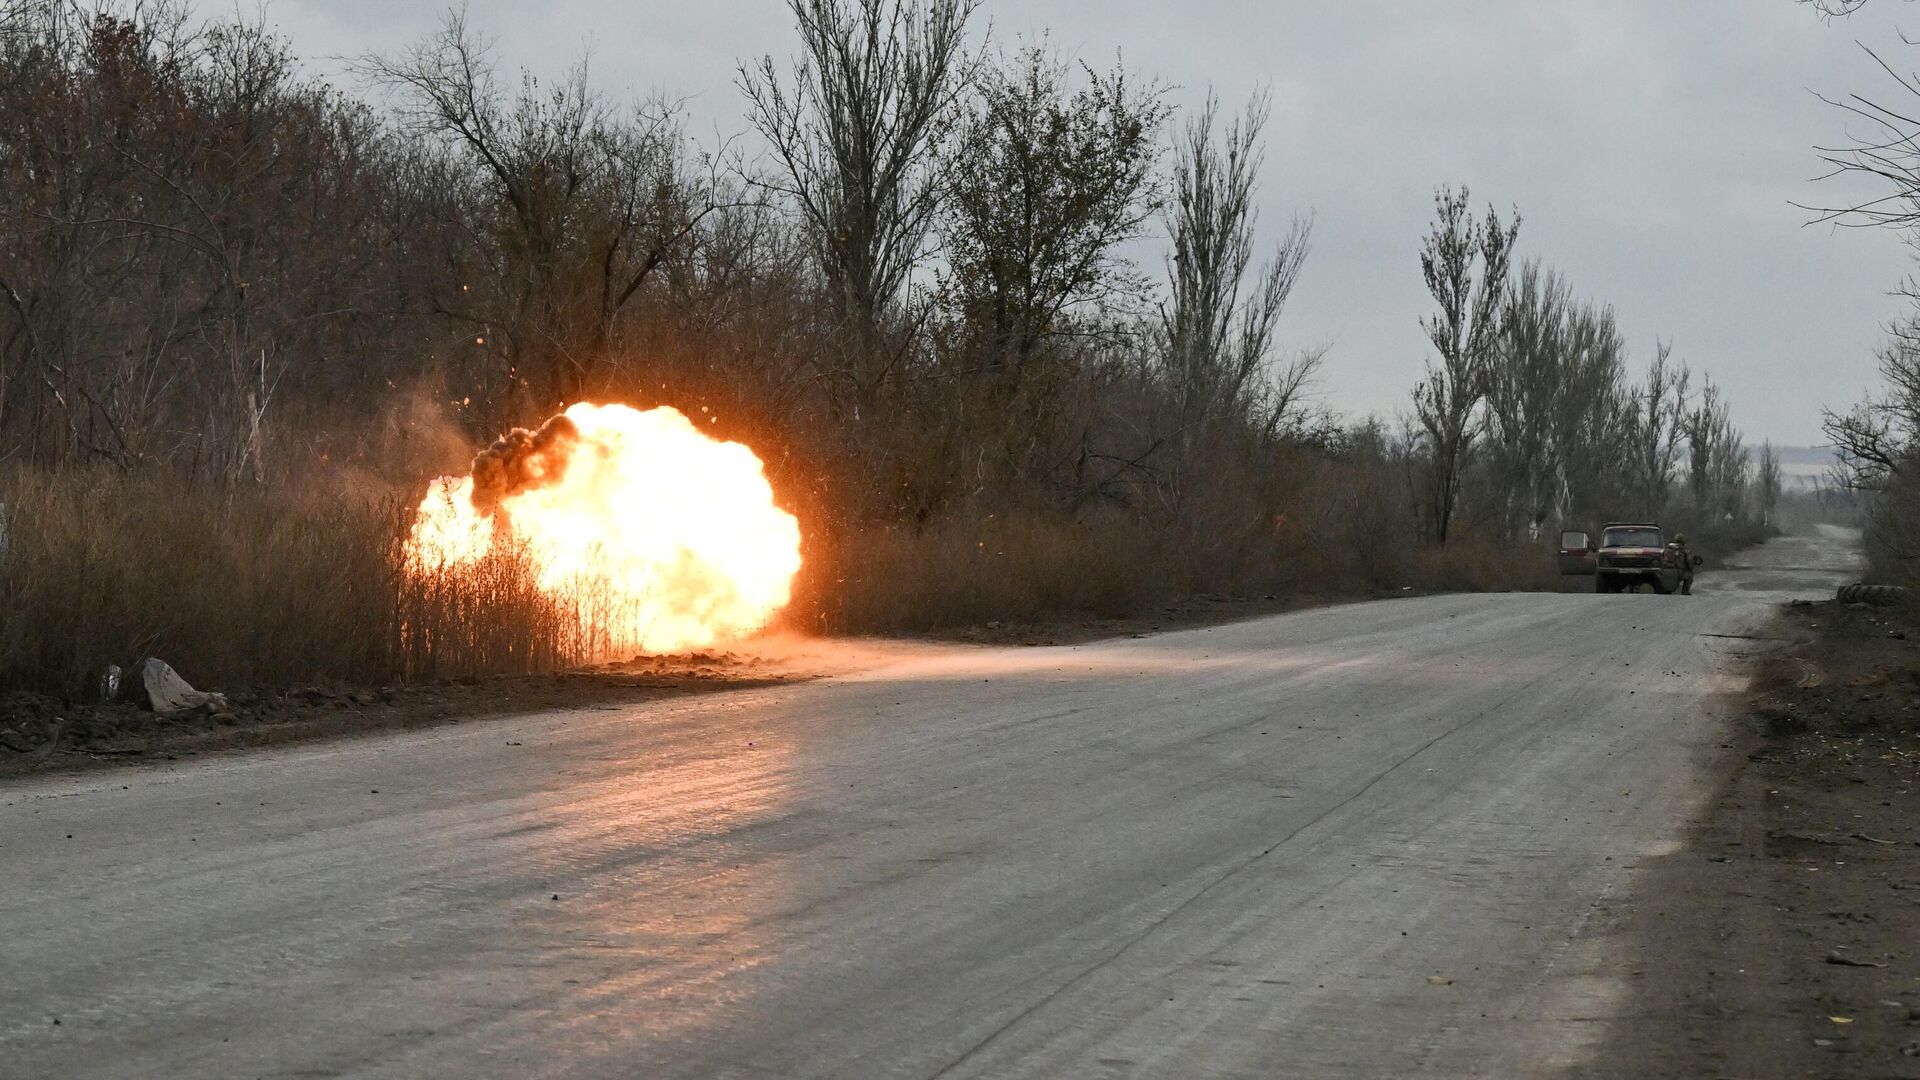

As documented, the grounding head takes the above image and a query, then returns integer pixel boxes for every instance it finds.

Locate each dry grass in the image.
[394,547,601,683]
[1864,467,1920,590]
[1407,538,1564,593]
[0,465,599,697]
[0,458,1615,699]
[787,485,1571,638]
[2,466,387,695]
[791,507,1183,635]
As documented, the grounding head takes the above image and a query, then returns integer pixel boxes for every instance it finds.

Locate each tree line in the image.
[0,0,1774,675]
[1406,185,1775,547]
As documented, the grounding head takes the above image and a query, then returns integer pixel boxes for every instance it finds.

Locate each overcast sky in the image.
[265,0,1920,444]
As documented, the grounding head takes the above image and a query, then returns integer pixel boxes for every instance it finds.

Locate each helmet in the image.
[1672,533,1687,545]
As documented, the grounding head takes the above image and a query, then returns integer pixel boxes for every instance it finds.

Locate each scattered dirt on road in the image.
[1576,598,1920,1078]
[0,651,798,779]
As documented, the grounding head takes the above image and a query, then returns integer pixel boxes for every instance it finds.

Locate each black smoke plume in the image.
[467,413,581,514]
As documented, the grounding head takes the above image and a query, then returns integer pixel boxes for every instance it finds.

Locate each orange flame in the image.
[406,402,802,654]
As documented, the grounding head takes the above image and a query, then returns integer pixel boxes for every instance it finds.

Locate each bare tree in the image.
[921,44,1167,498]
[1619,342,1691,518]
[1802,33,1920,230]
[1483,262,1635,538]
[1412,184,1518,544]
[1823,302,1920,489]
[1705,396,1751,523]
[1802,7,1920,577]
[1549,301,1631,527]
[1827,312,1920,578]
[1756,440,1784,525]
[357,13,713,412]
[940,45,1165,370]
[1684,378,1731,514]
[1161,92,1317,458]
[0,5,393,476]
[1484,260,1569,538]
[739,0,979,408]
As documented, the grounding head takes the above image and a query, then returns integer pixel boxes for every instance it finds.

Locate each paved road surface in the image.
[0,530,1859,1079]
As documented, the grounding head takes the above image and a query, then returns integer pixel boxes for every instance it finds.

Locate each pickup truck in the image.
[1558,522,1701,594]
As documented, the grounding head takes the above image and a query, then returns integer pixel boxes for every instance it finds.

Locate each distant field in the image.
[1774,444,1839,488]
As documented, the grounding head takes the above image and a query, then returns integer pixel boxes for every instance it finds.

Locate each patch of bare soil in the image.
[1576,598,1920,1078]
[0,651,798,780]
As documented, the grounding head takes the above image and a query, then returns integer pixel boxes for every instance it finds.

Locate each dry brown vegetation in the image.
[0,465,618,693]
[1824,302,1920,588]
[0,1,1774,701]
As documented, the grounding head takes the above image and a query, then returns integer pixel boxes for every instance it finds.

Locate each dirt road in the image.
[0,531,1858,1079]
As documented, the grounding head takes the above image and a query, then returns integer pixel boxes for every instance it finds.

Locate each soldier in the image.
[1669,532,1695,595]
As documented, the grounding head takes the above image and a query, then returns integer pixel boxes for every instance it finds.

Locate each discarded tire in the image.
[1836,583,1910,606]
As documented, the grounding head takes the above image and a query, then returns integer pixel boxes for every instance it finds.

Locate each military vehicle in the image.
[1557,522,1701,594]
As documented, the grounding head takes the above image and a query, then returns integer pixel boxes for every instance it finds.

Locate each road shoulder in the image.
[1572,598,1920,1078]
[0,651,800,780]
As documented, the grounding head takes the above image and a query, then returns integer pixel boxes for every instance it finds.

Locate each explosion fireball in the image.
[406,402,802,654]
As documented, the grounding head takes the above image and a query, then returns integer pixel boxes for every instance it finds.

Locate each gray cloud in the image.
[268,0,1920,443]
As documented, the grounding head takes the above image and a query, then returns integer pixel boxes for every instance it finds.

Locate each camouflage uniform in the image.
[1670,533,1694,595]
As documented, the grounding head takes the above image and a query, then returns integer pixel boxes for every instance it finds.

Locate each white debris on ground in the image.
[131,658,227,716]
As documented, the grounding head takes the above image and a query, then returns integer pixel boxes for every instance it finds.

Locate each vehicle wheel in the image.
[1651,577,1670,595]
